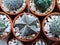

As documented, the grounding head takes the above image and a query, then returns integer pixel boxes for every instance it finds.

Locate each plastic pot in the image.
[0,12,12,39]
[12,12,40,42]
[28,0,55,16]
[1,0,27,15]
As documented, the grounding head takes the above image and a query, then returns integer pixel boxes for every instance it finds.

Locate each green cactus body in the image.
[34,0,52,13]
[14,13,40,39]
[0,20,6,36]
[3,0,23,11]
[44,16,60,38]
[50,18,60,36]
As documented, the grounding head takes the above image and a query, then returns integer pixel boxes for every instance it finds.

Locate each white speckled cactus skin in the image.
[44,15,60,38]
[13,13,40,39]
[0,14,11,36]
[2,0,23,11]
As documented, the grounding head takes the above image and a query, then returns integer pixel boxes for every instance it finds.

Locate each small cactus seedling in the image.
[34,0,52,13]
[8,38,23,45]
[44,15,60,38]
[0,13,11,37]
[1,0,26,15]
[3,0,23,11]
[29,0,55,16]
[33,40,46,45]
[13,13,40,41]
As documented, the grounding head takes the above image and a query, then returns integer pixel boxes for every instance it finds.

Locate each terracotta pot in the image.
[12,12,40,42]
[0,0,27,15]
[0,12,12,39]
[0,0,1,7]
[42,12,60,41]
[28,0,55,16]
[52,42,60,45]
[7,38,24,45]
[55,0,60,11]
[32,39,47,45]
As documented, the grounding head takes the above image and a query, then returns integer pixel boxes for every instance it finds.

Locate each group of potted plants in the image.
[0,0,60,45]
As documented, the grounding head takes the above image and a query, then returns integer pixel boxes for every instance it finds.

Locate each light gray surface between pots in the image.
[0,37,8,45]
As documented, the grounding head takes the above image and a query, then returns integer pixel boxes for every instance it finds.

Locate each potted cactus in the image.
[28,0,55,16]
[0,12,12,39]
[42,12,60,41]
[7,38,23,45]
[1,0,26,15]
[32,39,47,45]
[12,12,40,42]
[55,0,60,11]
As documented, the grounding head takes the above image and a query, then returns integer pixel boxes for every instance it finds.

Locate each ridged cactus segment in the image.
[34,0,52,13]
[3,0,23,11]
[35,40,45,45]
[0,14,10,36]
[49,16,60,36]
[14,13,40,39]
[0,20,6,35]
[44,15,60,38]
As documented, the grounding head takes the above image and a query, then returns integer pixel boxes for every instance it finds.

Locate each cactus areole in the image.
[42,13,60,41]
[13,13,40,41]
[34,0,52,13]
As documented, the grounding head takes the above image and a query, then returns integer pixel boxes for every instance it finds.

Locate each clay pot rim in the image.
[32,38,47,45]
[12,12,40,42]
[0,0,27,15]
[56,0,60,10]
[42,12,60,41]
[28,0,55,16]
[7,38,24,45]
[0,12,12,39]
[52,42,60,45]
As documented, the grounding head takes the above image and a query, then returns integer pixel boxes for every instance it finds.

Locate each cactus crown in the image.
[3,0,23,11]
[34,0,52,13]
[49,16,60,36]
[14,13,40,38]
[44,15,60,38]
